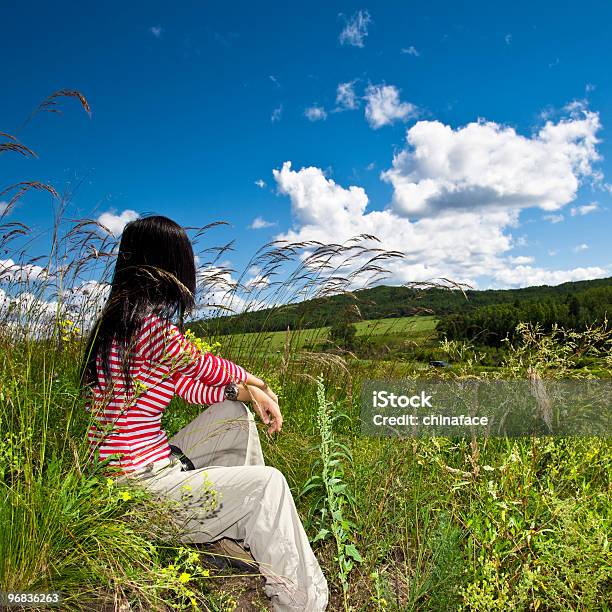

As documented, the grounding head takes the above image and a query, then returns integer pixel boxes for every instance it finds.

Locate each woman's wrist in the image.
[235,383,260,403]
[245,372,268,391]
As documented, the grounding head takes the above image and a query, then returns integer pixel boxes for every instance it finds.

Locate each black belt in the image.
[168,444,195,471]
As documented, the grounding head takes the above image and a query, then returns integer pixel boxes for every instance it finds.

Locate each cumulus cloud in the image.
[338,10,372,47]
[273,161,368,229]
[336,81,359,110]
[1,291,58,334]
[149,26,163,38]
[250,216,277,229]
[0,259,47,283]
[255,179,266,189]
[61,279,110,322]
[271,110,608,289]
[194,265,267,315]
[492,265,606,287]
[509,256,535,265]
[304,105,328,122]
[381,110,602,217]
[0,278,112,338]
[364,84,417,129]
[97,210,140,236]
[244,266,270,289]
[573,243,589,252]
[401,45,420,56]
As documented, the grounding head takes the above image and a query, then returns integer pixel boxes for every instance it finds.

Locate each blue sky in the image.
[1,0,611,295]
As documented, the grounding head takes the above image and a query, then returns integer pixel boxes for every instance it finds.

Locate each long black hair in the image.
[81,215,196,392]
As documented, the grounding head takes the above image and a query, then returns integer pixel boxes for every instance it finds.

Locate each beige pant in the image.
[122,400,329,612]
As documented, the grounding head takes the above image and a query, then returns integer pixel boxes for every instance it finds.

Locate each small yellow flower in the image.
[182,484,193,492]
[202,568,210,577]
[187,551,199,564]
[119,490,132,501]
[106,477,114,487]
[168,564,176,571]
[178,572,191,583]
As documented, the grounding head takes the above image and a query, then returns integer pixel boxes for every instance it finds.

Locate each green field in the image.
[204,315,439,356]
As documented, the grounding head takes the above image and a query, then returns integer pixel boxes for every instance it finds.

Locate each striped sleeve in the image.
[137,313,248,386]
[172,373,227,405]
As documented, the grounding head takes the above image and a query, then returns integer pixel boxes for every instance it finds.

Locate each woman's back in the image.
[86,312,246,473]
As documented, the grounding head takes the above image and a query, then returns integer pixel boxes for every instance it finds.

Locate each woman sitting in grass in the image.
[80,215,328,612]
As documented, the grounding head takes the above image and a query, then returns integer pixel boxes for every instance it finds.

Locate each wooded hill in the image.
[192,276,612,338]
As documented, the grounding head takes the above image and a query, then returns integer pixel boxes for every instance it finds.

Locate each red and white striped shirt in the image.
[86,311,247,474]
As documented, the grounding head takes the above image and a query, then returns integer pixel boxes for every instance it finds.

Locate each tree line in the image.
[436,285,612,347]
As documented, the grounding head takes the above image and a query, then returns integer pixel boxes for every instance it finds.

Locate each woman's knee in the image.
[246,465,288,491]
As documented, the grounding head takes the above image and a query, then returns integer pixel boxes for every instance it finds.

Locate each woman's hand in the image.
[246,385,283,434]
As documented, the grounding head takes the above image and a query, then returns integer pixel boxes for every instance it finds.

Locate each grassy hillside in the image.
[193,277,612,336]
[3,311,611,611]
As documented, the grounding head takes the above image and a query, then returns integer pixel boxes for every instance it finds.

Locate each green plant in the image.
[301,375,362,610]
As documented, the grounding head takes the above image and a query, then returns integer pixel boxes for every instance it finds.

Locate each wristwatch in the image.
[224,381,239,401]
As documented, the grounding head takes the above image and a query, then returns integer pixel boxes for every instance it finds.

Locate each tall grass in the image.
[2,91,611,611]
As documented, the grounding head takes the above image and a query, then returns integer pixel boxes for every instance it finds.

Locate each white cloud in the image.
[0,259,47,283]
[509,256,535,265]
[492,265,606,287]
[61,279,110,322]
[269,75,281,88]
[149,26,163,38]
[338,10,372,48]
[273,161,368,229]
[543,214,564,224]
[401,45,420,56]
[586,83,596,93]
[381,110,602,217]
[271,104,283,123]
[336,81,359,110]
[573,243,589,252]
[97,210,140,237]
[255,179,266,189]
[245,270,270,289]
[364,84,417,129]
[271,118,608,289]
[570,202,599,216]
[250,216,276,229]
[305,105,327,122]
[194,265,266,315]
[0,278,112,338]
[1,291,58,333]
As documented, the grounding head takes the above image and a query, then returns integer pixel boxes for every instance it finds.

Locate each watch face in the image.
[226,382,238,400]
